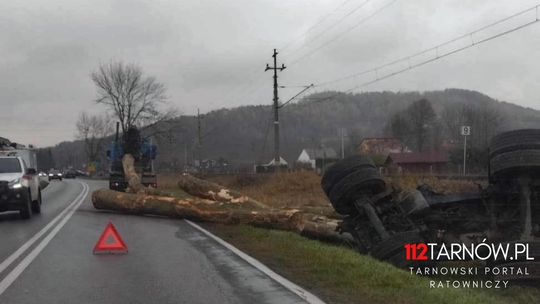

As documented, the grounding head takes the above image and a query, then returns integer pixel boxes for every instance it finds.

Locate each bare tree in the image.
[406,99,437,152]
[91,61,172,134]
[76,112,112,163]
[441,103,503,149]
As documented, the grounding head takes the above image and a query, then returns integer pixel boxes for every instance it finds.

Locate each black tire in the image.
[370,231,425,268]
[31,190,42,214]
[328,167,385,215]
[490,129,540,157]
[490,149,540,179]
[19,193,32,220]
[321,156,376,196]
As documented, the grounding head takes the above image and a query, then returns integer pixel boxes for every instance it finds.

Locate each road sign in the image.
[461,126,471,175]
[461,126,471,136]
[93,222,128,254]
[87,162,96,174]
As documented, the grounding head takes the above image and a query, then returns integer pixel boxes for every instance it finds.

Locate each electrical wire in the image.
[288,0,399,66]
[283,0,372,55]
[281,0,357,52]
[279,84,314,108]
[317,3,540,87]
[310,4,540,100]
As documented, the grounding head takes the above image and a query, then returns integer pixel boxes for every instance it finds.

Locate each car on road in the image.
[48,170,62,181]
[0,156,42,219]
[64,170,77,179]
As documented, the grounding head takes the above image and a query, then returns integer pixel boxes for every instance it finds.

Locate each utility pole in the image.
[265,49,286,168]
[197,108,203,169]
[184,145,187,169]
[461,125,471,176]
[340,128,345,159]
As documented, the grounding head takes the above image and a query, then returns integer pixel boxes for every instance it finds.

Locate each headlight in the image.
[49,173,53,176]
[8,179,23,189]
[58,173,63,176]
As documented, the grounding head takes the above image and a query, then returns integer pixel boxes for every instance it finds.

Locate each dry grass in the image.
[385,175,487,194]
[159,171,484,209]
[157,173,182,189]
[205,171,332,209]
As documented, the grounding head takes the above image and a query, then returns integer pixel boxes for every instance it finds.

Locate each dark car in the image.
[48,170,62,181]
[64,170,77,179]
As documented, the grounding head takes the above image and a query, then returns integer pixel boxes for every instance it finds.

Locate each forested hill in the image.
[46,89,540,172]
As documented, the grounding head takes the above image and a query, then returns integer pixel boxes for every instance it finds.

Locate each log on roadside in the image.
[177,174,341,219]
[92,189,355,245]
[177,174,268,209]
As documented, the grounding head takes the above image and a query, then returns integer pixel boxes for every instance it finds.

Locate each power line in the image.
[311,4,540,97]
[317,3,540,87]
[220,1,377,110]
[288,0,399,67]
[281,0,357,52]
[279,84,314,108]
[222,1,361,108]
[283,0,372,55]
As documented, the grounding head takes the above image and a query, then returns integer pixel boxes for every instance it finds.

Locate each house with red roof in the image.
[385,151,450,174]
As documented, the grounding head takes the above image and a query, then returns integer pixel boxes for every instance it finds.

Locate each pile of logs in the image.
[92,154,354,245]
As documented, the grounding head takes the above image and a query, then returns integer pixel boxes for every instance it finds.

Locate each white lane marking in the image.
[185,220,326,304]
[0,182,89,295]
[0,181,87,275]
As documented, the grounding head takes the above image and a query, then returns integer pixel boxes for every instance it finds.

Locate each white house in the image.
[297,147,338,172]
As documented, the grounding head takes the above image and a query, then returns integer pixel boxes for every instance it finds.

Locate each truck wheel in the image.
[327,167,385,215]
[490,129,540,157]
[31,190,42,214]
[490,149,540,179]
[19,193,32,220]
[370,231,425,268]
[321,156,376,196]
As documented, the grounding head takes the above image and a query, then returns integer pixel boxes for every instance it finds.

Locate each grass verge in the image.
[203,224,540,304]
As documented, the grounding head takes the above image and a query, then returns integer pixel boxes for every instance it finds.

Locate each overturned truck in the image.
[323,129,540,277]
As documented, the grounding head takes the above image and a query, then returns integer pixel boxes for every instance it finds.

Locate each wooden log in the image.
[122,153,162,195]
[177,174,340,218]
[92,189,354,244]
[122,154,144,193]
[177,174,268,209]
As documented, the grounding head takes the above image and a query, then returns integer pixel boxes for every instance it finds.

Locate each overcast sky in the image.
[1,0,539,147]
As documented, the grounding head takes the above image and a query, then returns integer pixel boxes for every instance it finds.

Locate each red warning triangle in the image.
[93,222,128,254]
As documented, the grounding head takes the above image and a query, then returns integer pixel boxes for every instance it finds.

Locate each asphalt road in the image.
[0,179,314,304]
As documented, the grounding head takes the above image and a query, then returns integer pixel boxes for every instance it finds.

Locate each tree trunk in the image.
[122,154,143,193]
[122,153,161,195]
[92,189,353,245]
[93,169,352,244]
[177,174,268,209]
[178,174,340,218]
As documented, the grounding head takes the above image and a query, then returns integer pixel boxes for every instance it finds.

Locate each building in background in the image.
[296,147,338,173]
[254,157,288,173]
[385,151,450,174]
[358,138,408,156]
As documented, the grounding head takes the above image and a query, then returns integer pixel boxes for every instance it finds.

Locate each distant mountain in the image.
[47,89,540,172]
